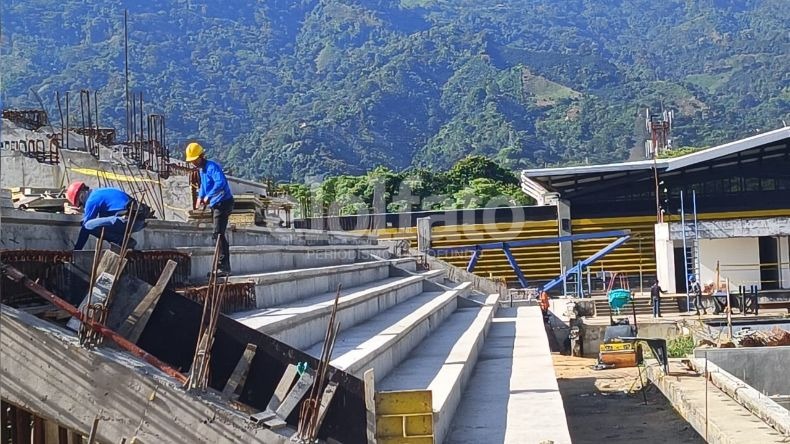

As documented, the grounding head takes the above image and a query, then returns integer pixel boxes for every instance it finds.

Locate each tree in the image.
[446,155,519,191]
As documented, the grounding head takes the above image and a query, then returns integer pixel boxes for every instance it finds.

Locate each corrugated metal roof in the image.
[523,126,790,179]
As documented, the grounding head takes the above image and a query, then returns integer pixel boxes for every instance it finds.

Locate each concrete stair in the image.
[227,249,514,442]
[208,241,569,443]
[180,243,391,281]
[233,267,445,349]
[304,281,472,382]
[227,258,415,308]
[594,296,684,317]
[377,293,499,444]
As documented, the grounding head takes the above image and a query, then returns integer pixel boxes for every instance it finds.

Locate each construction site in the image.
[1,94,789,444]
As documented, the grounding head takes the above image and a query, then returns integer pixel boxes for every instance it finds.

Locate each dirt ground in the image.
[553,355,704,444]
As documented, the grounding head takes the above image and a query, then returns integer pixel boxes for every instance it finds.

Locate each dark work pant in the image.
[74,215,145,250]
[212,197,234,270]
[694,293,706,313]
[652,298,661,317]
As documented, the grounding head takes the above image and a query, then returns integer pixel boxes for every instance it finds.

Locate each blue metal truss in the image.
[430,229,631,290]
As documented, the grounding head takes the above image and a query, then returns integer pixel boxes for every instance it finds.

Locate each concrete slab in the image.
[378,294,498,444]
[229,259,414,307]
[306,283,470,381]
[233,271,443,348]
[0,305,289,444]
[0,207,377,252]
[182,243,390,279]
[448,306,572,444]
[646,360,788,444]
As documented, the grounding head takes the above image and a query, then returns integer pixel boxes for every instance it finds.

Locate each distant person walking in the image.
[689,275,706,315]
[185,142,234,276]
[650,280,667,318]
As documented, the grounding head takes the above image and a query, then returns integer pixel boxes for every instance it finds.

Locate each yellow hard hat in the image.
[185,142,204,161]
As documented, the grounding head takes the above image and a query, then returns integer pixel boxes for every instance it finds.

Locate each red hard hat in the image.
[65,181,86,206]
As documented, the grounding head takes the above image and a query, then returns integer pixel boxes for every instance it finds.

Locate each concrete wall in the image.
[580,319,682,358]
[781,236,789,288]
[1,148,192,222]
[699,237,761,289]
[693,346,790,397]
[0,208,376,252]
[669,217,790,240]
[654,223,677,293]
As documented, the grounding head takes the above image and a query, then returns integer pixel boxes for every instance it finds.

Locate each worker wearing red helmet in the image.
[185,141,234,276]
[66,181,149,250]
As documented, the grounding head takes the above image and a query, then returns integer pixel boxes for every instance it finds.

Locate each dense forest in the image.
[2,0,788,182]
[280,155,532,217]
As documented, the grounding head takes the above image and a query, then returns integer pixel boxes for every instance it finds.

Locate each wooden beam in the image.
[43,418,60,444]
[118,260,177,342]
[313,381,339,437]
[262,369,314,429]
[267,364,298,412]
[222,343,257,400]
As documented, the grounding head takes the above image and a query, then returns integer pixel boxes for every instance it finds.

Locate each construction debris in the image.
[10,187,68,212]
[179,281,255,314]
[738,326,790,347]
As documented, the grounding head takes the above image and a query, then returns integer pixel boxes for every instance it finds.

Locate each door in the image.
[673,246,688,293]
[759,236,779,290]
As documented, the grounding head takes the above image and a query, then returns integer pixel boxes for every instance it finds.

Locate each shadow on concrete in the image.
[446,308,517,443]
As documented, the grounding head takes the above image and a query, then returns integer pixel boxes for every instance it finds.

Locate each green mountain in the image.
[2,0,788,181]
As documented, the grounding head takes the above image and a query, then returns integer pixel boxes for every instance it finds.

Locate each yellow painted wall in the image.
[364,209,790,287]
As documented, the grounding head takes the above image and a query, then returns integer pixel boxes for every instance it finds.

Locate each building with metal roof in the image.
[521,126,790,294]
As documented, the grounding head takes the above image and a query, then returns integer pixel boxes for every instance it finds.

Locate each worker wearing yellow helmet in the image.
[186,142,234,276]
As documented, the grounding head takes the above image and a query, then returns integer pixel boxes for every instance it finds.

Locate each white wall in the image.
[780,236,790,289]
[654,223,677,293]
[699,237,761,290]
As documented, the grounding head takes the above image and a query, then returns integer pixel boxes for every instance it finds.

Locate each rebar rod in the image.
[0,264,187,383]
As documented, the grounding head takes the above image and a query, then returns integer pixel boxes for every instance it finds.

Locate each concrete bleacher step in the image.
[232,269,445,349]
[448,306,572,444]
[179,243,390,281]
[227,258,416,308]
[304,281,472,382]
[377,293,499,444]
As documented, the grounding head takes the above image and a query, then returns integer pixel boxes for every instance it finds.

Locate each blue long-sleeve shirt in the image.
[198,160,233,207]
[82,188,131,224]
[74,188,132,249]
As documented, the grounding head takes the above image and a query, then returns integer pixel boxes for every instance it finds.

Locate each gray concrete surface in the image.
[0,305,289,444]
[693,346,790,398]
[669,217,790,239]
[182,243,389,280]
[229,259,414,308]
[0,207,376,252]
[448,306,572,444]
[580,317,682,357]
[233,271,444,349]
[1,120,267,222]
[306,283,470,382]
[646,360,788,444]
[378,294,499,444]
[690,356,790,436]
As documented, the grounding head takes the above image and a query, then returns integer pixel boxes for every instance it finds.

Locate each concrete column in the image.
[780,236,790,289]
[557,200,573,273]
[654,223,676,293]
[416,217,431,253]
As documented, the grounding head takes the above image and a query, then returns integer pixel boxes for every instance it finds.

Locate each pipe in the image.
[0,264,187,384]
